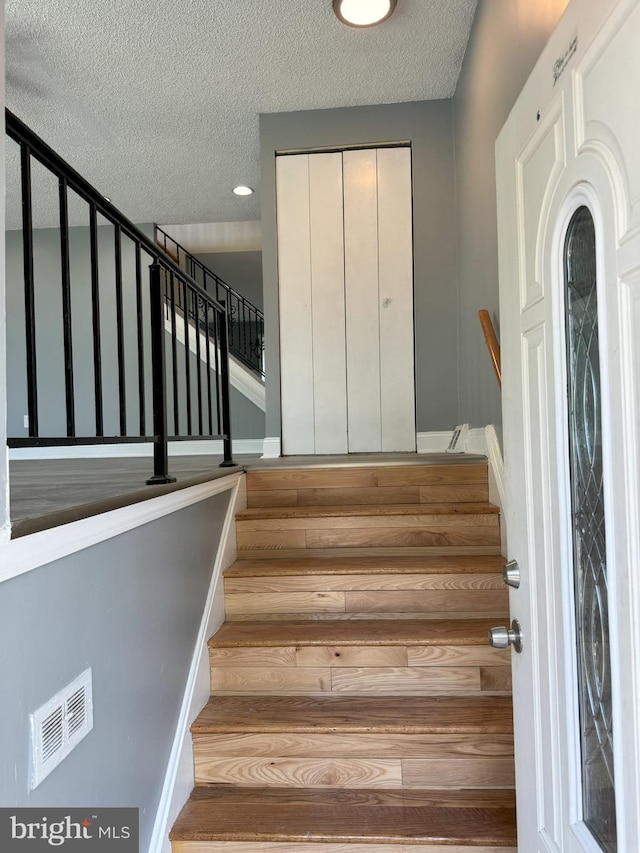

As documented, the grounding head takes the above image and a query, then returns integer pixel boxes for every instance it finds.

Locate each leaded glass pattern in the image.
[564,206,616,852]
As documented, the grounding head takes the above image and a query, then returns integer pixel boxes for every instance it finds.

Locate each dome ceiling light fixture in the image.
[233,185,254,196]
[333,0,397,28]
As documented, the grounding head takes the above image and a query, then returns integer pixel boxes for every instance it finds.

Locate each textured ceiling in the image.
[6,0,478,229]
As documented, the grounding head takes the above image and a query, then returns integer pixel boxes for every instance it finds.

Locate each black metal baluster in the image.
[194,293,203,435]
[135,243,146,436]
[212,299,222,433]
[58,177,75,437]
[170,272,179,434]
[114,224,126,435]
[146,262,176,485]
[20,144,39,437]
[183,283,192,435]
[204,302,214,435]
[218,303,235,467]
[241,297,248,366]
[89,206,104,435]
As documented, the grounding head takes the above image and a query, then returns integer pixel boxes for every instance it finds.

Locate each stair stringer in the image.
[166,311,265,412]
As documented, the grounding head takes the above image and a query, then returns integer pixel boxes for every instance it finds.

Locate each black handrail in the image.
[5,109,236,479]
[155,225,265,379]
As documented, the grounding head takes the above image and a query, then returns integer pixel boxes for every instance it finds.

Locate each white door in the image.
[276,148,415,455]
[497,0,640,850]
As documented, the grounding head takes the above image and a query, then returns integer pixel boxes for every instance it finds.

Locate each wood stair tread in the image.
[170,785,517,846]
[192,695,514,734]
[237,502,499,520]
[224,554,504,577]
[209,618,501,648]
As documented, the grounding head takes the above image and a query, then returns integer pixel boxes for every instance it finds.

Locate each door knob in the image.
[488,620,523,653]
[502,560,520,588]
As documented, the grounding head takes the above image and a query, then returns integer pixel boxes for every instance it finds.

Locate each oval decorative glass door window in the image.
[564,206,616,851]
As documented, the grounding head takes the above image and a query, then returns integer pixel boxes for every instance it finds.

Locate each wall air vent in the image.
[30,668,93,789]
[447,423,469,454]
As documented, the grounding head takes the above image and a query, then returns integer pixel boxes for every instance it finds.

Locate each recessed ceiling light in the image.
[233,185,254,196]
[333,0,397,28]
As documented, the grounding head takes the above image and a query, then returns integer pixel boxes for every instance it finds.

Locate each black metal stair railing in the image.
[5,109,237,482]
[155,225,264,379]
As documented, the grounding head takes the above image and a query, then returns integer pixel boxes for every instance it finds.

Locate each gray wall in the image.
[5,226,264,440]
[195,251,263,312]
[230,386,264,440]
[0,491,231,850]
[6,224,155,438]
[260,101,458,439]
[452,0,569,436]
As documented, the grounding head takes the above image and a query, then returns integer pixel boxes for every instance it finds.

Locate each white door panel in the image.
[276,155,315,455]
[497,0,640,850]
[377,146,416,451]
[309,153,348,454]
[343,148,382,452]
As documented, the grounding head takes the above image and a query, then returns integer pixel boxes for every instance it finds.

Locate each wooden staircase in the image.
[171,461,517,852]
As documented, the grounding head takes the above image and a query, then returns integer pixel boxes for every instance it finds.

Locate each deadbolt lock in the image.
[502,560,521,589]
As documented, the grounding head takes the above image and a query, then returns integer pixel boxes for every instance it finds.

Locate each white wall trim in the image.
[0,472,243,586]
[484,424,505,508]
[229,357,266,412]
[148,474,247,853]
[484,424,506,556]
[9,439,263,462]
[465,427,489,455]
[261,436,282,458]
[416,431,454,453]
[416,428,487,454]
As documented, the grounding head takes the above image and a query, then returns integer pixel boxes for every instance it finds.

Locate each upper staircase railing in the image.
[478,309,501,388]
[155,225,265,379]
[6,109,236,482]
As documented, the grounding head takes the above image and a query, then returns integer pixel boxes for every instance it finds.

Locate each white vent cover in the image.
[446,423,469,454]
[30,668,93,789]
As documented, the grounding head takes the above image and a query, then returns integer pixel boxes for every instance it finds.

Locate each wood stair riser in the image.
[209,645,512,696]
[224,555,508,619]
[245,464,490,510]
[193,757,515,790]
[193,732,515,789]
[224,587,509,619]
[236,513,500,552]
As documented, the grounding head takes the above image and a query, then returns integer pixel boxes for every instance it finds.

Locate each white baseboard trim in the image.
[148,474,247,853]
[416,429,487,455]
[9,439,263,461]
[0,472,243,585]
[484,425,506,556]
[465,428,488,455]
[484,424,505,509]
[261,436,281,458]
[416,431,454,453]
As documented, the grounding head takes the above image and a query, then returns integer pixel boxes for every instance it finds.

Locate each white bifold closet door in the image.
[276,147,415,455]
